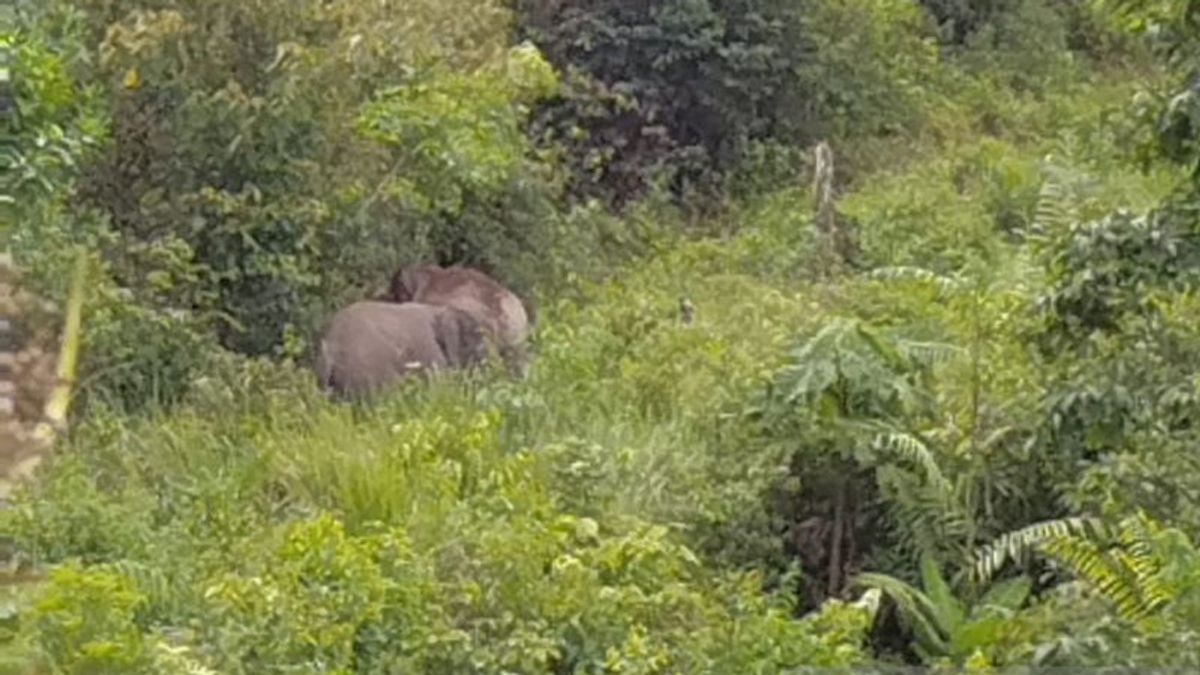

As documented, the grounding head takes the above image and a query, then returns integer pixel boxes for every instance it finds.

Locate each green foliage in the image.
[70,0,561,356]
[1095,1,1200,173]
[1100,0,1200,67]
[0,453,155,567]
[839,139,1042,272]
[919,0,1025,44]
[3,4,107,214]
[920,0,1134,86]
[23,562,153,673]
[1041,513,1173,623]
[1036,208,1200,343]
[7,0,581,412]
[969,513,1200,668]
[3,376,876,673]
[970,516,1105,587]
[1030,188,1200,473]
[958,2,1082,88]
[201,515,392,672]
[771,318,931,420]
[518,0,936,207]
[754,317,969,605]
[12,0,1200,670]
[853,553,1035,667]
[350,43,561,273]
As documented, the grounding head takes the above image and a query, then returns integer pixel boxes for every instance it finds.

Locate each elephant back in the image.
[315,301,449,398]
[395,265,529,347]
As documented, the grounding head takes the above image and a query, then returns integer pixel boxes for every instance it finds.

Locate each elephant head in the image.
[314,301,488,400]
[387,264,534,378]
[431,302,489,369]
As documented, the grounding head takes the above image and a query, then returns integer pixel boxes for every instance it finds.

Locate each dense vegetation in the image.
[7,0,1200,671]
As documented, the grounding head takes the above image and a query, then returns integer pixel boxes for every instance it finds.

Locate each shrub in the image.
[518,0,937,208]
[23,563,154,673]
[8,0,586,412]
[4,377,876,673]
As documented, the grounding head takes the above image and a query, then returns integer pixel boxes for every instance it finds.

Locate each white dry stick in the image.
[813,140,837,240]
[812,140,853,273]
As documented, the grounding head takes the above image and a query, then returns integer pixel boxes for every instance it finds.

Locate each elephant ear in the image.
[433,307,486,368]
[388,268,412,303]
[389,266,427,303]
[521,294,538,327]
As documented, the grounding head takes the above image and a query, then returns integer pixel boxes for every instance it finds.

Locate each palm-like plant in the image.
[852,553,1033,666]
[764,317,956,596]
[972,511,1183,625]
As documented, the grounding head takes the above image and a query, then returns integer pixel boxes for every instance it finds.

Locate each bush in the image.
[13,0,1200,670]
[518,0,937,208]
[4,377,876,673]
[67,1,566,356]
[7,0,590,412]
[22,563,154,673]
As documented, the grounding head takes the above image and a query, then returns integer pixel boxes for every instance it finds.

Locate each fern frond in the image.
[852,321,910,372]
[993,513,1179,624]
[876,464,973,565]
[868,266,963,294]
[971,516,1106,584]
[1114,513,1172,615]
[1041,535,1153,622]
[1109,548,1171,617]
[896,340,963,368]
[1032,166,1080,235]
[872,431,951,494]
[97,559,181,618]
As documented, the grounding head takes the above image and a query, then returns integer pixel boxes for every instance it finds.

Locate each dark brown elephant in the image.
[314,301,488,400]
[387,264,533,377]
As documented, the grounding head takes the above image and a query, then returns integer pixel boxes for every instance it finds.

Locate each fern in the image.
[877,465,973,565]
[970,516,1107,584]
[1031,166,1080,236]
[867,266,963,294]
[98,559,182,619]
[1042,534,1151,621]
[974,512,1179,624]
[1040,513,1175,623]
[896,340,963,368]
[1118,514,1173,614]
[872,430,951,494]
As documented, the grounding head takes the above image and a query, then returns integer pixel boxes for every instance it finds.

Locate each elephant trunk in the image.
[314,339,338,395]
[499,343,531,380]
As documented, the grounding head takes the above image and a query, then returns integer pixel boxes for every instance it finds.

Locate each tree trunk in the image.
[828,473,847,597]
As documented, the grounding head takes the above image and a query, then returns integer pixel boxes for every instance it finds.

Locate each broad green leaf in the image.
[920,553,966,634]
[976,575,1032,614]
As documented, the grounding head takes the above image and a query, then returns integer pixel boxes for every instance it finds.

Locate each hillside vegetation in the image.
[7,0,1200,672]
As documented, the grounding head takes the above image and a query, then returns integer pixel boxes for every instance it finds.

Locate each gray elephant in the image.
[314,301,488,400]
[387,264,533,377]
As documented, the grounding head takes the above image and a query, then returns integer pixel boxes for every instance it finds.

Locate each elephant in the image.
[387,264,534,377]
[314,301,488,400]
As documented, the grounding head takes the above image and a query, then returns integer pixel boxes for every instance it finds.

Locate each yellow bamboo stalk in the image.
[29,249,87,445]
[0,249,88,503]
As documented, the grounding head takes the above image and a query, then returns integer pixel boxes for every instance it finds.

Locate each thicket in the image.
[8,0,1200,672]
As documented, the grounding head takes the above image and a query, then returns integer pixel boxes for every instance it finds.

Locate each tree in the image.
[10,0,566,409]
[517,0,934,208]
